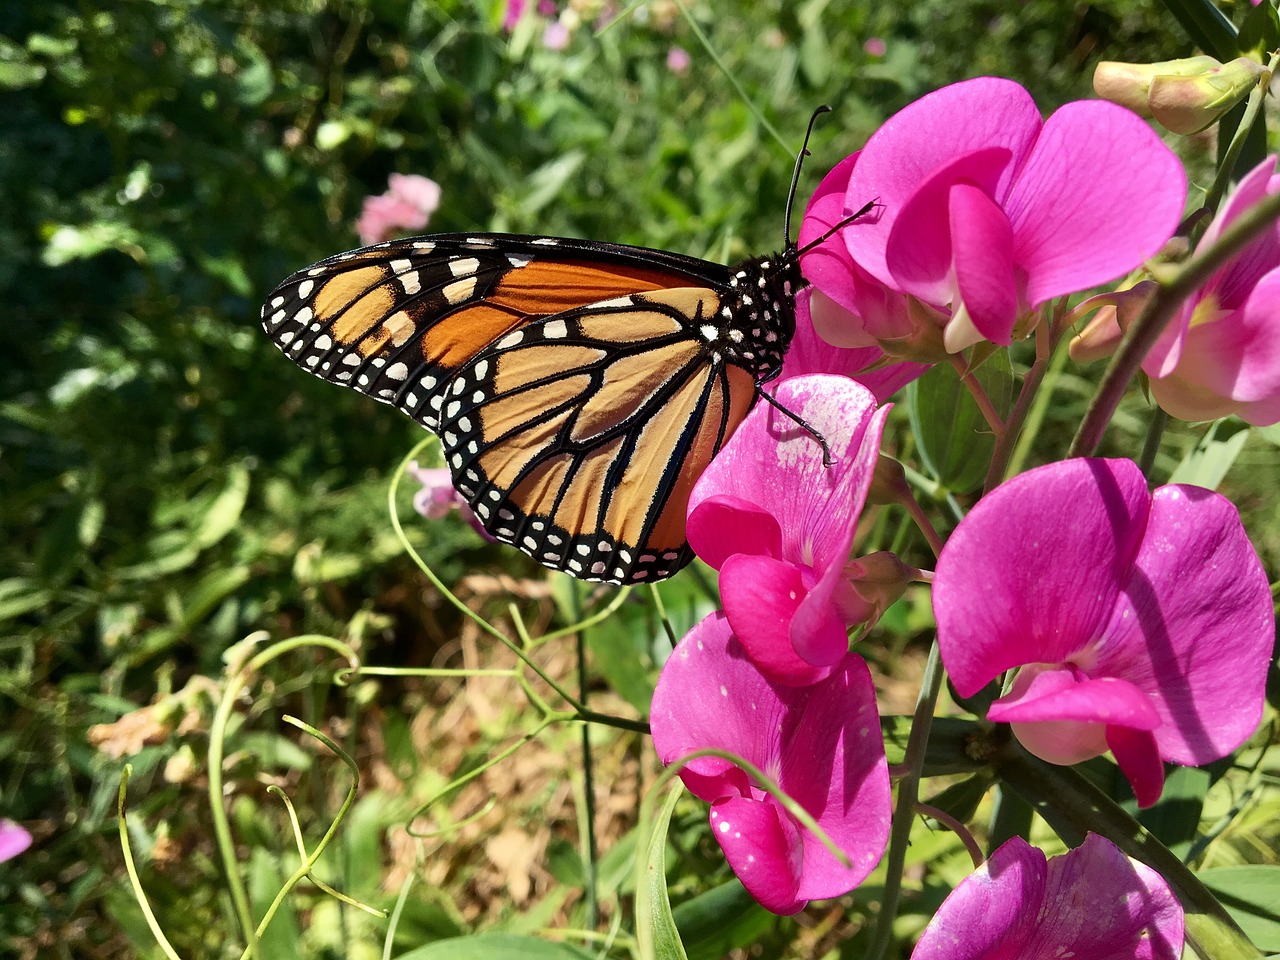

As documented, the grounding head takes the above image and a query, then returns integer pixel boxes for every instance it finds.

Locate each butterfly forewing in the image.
[261,233,801,583]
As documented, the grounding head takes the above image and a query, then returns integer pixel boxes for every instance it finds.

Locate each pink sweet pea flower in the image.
[911,834,1183,960]
[0,820,32,862]
[688,375,891,685]
[776,288,926,399]
[355,173,442,246]
[812,77,1186,354]
[1143,155,1280,425]
[934,458,1274,807]
[406,460,494,541]
[501,0,526,31]
[650,611,890,915]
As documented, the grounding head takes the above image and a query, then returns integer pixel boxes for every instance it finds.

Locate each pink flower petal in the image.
[689,376,886,573]
[882,146,1016,306]
[949,182,1018,344]
[1106,725,1166,808]
[1022,833,1183,959]
[721,553,836,686]
[1097,483,1275,765]
[910,836,1044,960]
[799,153,863,312]
[989,671,1161,730]
[778,291,927,400]
[687,495,782,571]
[911,834,1183,960]
[934,459,1151,698]
[1004,100,1186,308]
[1170,269,1280,403]
[709,795,805,915]
[650,612,891,913]
[0,820,32,862]
[846,77,1042,287]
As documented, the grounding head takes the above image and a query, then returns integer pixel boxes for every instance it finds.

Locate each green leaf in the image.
[1197,867,1280,952]
[0,578,53,622]
[394,934,595,960]
[1136,764,1210,859]
[923,773,994,827]
[248,847,302,959]
[193,464,251,548]
[907,351,1012,494]
[1168,420,1250,489]
[672,880,774,960]
[637,783,689,960]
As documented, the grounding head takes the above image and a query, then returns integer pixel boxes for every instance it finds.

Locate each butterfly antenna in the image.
[795,198,878,256]
[784,104,833,247]
[755,385,834,467]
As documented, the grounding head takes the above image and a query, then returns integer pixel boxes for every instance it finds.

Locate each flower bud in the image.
[1095,56,1269,135]
[1150,57,1270,134]
[1094,56,1222,116]
[1069,280,1158,363]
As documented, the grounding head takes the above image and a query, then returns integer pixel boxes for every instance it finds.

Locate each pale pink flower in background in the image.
[666,46,691,74]
[355,173,441,246]
[543,20,570,50]
[863,37,886,57]
[406,460,494,541]
[0,820,32,862]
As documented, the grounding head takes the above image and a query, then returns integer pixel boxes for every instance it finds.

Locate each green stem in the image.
[207,635,359,958]
[671,0,789,155]
[867,641,946,960]
[1205,51,1280,213]
[1069,186,1280,458]
[983,319,1056,492]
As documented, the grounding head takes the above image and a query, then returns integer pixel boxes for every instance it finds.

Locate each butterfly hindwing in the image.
[437,288,757,582]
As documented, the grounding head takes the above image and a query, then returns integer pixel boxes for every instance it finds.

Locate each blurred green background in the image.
[8,1,1274,958]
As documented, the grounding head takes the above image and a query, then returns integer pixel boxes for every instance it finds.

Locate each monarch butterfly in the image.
[262,113,861,585]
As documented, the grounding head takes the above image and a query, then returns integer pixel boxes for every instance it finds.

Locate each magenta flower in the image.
[501,0,526,31]
[934,458,1274,807]
[911,834,1183,960]
[688,375,891,685]
[1143,155,1280,425]
[355,173,442,246]
[0,820,31,862]
[776,288,926,399]
[809,77,1186,354]
[650,611,890,915]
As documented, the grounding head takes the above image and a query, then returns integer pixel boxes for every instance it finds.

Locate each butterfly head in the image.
[720,247,806,382]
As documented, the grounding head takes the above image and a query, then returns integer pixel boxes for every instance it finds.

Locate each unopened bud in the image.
[1094,56,1222,116]
[1149,57,1269,134]
[1069,281,1158,363]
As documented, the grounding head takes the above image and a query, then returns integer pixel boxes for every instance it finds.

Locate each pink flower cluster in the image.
[355,173,441,247]
[646,75,1275,955]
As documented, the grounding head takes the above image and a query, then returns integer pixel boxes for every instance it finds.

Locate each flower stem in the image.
[867,640,946,960]
[1205,52,1280,213]
[915,801,984,868]
[948,352,1005,436]
[1069,186,1280,457]
[984,317,1057,492]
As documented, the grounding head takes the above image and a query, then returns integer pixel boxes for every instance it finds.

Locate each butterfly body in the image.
[262,233,804,583]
